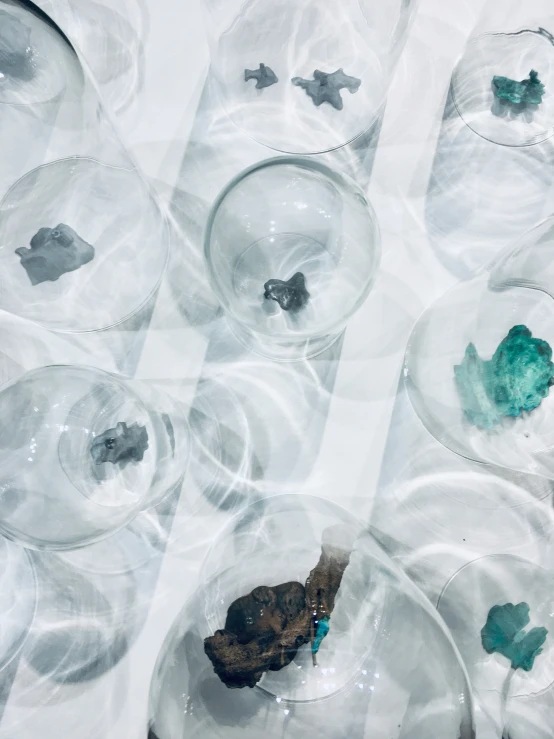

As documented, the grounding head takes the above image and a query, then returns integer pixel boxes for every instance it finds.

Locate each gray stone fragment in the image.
[244,63,278,89]
[292,68,361,110]
[263,272,310,312]
[15,224,95,286]
[90,422,149,466]
[0,10,34,81]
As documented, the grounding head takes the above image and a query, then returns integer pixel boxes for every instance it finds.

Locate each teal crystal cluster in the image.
[492,69,545,106]
[454,325,554,430]
[481,602,548,671]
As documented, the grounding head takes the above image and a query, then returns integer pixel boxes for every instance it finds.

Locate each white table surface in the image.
[2,0,554,737]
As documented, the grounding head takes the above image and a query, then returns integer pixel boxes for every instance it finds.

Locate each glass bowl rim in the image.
[0,363,158,551]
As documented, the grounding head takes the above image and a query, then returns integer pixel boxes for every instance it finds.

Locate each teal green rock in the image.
[454,325,554,430]
[481,602,548,672]
[492,69,545,105]
[312,615,330,655]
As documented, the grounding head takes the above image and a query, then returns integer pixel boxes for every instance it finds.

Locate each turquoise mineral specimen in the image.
[454,325,554,430]
[492,69,545,105]
[481,602,548,672]
[312,615,330,655]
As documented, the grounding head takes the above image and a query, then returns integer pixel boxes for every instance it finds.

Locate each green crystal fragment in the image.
[454,325,554,430]
[312,615,330,655]
[481,602,548,672]
[492,69,545,105]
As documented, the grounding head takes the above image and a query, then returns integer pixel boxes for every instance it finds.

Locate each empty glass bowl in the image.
[405,215,554,480]
[451,0,554,146]
[149,495,475,739]
[204,157,381,361]
[0,365,189,550]
[0,536,36,672]
[200,0,418,154]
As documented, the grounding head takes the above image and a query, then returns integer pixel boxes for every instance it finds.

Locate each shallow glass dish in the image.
[149,495,475,739]
[204,157,381,361]
[0,364,189,550]
[200,0,418,154]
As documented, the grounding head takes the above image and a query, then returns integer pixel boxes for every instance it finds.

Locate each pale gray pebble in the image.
[244,63,278,89]
[292,68,361,110]
[90,421,149,466]
[16,223,95,285]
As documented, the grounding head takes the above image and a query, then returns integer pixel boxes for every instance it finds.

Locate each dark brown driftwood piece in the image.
[203,526,354,689]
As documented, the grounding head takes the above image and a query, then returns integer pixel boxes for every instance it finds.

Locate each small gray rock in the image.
[244,63,278,89]
[90,421,149,466]
[263,272,310,312]
[292,68,361,110]
[16,224,95,286]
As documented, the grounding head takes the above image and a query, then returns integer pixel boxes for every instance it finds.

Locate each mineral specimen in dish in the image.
[312,615,330,655]
[244,63,278,89]
[263,272,310,312]
[454,325,554,430]
[90,422,149,466]
[291,69,361,110]
[492,69,545,106]
[481,601,548,671]
[203,525,353,689]
[0,10,33,81]
[15,224,95,286]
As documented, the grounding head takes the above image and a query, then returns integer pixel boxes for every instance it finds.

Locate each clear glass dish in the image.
[0,1,169,332]
[149,495,475,739]
[204,157,381,361]
[0,364,189,550]
[438,554,554,739]
[405,215,554,480]
[451,0,554,146]
[200,0,418,154]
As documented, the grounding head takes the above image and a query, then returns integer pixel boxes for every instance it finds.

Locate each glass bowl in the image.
[0,364,189,550]
[200,0,418,154]
[204,157,381,361]
[405,215,554,480]
[0,156,169,332]
[451,1,554,146]
[149,495,475,739]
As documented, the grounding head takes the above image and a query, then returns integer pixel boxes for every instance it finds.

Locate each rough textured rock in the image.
[244,63,278,89]
[90,421,149,466]
[0,10,33,81]
[204,527,354,688]
[481,601,548,671]
[263,272,310,312]
[291,68,361,110]
[492,69,545,105]
[16,224,95,286]
[454,325,554,429]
